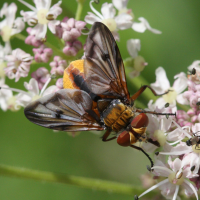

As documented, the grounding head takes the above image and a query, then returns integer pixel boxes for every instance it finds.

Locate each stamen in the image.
[172,120,192,138]
[89,0,104,20]
[172,185,179,200]
[0,86,32,97]
[138,179,168,198]
[175,170,182,179]
[40,77,51,96]
[166,138,183,146]
[18,0,37,12]
[151,166,172,174]
[158,150,190,155]
[184,180,199,200]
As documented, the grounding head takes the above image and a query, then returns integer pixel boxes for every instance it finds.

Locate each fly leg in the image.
[130,145,154,168]
[102,129,117,142]
[130,85,170,102]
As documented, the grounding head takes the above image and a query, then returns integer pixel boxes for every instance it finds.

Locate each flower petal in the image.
[173,72,187,94]
[84,12,101,25]
[112,0,128,10]
[132,17,161,34]
[115,13,132,30]
[151,67,170,93]
[101,3,116,19]
[127,39,140,58]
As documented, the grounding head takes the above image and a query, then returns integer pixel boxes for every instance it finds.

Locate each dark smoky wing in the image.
[24,89,104,131]
[84,22,130,101]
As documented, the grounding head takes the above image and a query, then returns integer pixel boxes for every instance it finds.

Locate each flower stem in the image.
[75,1,84,21]
[44,41,69,60]
[177,103,189,112]
[0,164,155,197]
[13,33,26,41]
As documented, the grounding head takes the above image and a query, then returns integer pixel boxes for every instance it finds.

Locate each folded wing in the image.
[24,89,104,131]
[84,22,130,102]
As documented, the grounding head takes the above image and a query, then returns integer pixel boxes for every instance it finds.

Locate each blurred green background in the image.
[0,0,200,200]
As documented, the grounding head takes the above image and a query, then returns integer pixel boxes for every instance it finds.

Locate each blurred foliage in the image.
[0,0,200,200]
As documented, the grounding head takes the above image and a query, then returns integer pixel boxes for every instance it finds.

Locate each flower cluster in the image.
[0,0,199,200]
[133,65,200,199]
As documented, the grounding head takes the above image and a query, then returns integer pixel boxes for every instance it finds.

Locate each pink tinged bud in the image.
[183,91,193,100]
[56,78,63,89]
[177,110,189,120]
[62,17,69,22]
[190,95,198,108]
[188,81,197,92]
[68,18,76,28]
[75,21,86,30]
[177,119,185,127]
[33,45,53,63]
[183,122,193,127]
[55,25,63,38]
[25,28,43,47]
[31,67,50,90]
[197,110,200,115]
[61,18,85,42]
[187,108,196,116]
[196,84,200,91]
[191,115,198,123]
[63,40,82,56]
[50,56,67,75]
[63,46,77,56]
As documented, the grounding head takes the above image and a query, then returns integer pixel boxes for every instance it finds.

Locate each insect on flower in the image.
[24,22,175,167]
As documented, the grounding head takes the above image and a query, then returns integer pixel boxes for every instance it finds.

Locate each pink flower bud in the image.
[61,18,86,42]
[63,40,82,56]
[33,45,53,63]
[50,56,67,76]
[25,28,43,47]
[56,78,63,89]
[31,67,50,90]
[75,21,86,30]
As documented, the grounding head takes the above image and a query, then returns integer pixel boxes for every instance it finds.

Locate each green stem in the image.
[125,67,157,102]
[75,2,84,21]
[0,164,195,199]
[13,33,26,41]
[0,164,155,197]
[177,103,190,112]
[44,41,69,60]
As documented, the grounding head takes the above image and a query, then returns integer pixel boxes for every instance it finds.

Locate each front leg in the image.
[102,129,117,142]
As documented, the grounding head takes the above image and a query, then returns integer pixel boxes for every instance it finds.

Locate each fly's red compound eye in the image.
[117,130,130,147]
[131,113,149,128]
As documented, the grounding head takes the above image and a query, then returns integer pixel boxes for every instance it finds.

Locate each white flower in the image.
[132,17,161,34]
[0,3,25,43]
[16,78,57,107]
[158,124,200,179]
[4,48,33,82]
[127,39,140,59]
[112,0,134,17]
[126,39,148,77]
[0,79,13,111]
[85,0,132,40]
[18,0,62,39]
[135,157,198,200]
[150,67,188,108]
[0,42,12,79]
